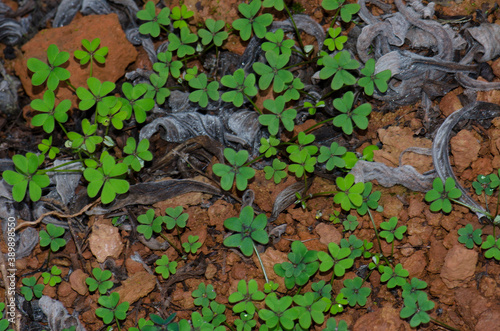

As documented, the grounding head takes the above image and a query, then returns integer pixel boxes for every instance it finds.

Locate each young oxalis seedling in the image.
[274,241,319,290]
[27,44,71,91]
[223,206,270,282]
[20,277,44,301]
[425,176,500,261]
[213,148,256,191]
[74,38,108,77]
[96,292,129,330]
[86,268,114,295]
[39,224,66,252]
[233,0,273,40]
[2,153,50,202]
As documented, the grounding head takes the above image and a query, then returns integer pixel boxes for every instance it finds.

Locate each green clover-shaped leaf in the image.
[31,90,70,133]
[27,44,70,91]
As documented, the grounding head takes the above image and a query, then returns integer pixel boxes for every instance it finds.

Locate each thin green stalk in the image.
[430,317,460,331]
[295,285,303,295]
[283,3,306,54]
[161,25,169,34]
[160,233,184,256]
[63,80,77,92]
[115,318,121,331]
[484,192,490,214]
[253,242,269,283]
[282,59,315,71]
[57,121,69,136]
[182,43,215,62]
[176,226,183,247]
[105,122,111,137]
[367,210,393,267]
[303,176,308,196]
[244,93,262,114]
[89,61,93,78]
[495,192,500,219]
[329,9,341,28]
[244,154,265,167]
[223,322,236,331]
[37,160,84,175]
[294,117,335,139]
[451,199,493,219]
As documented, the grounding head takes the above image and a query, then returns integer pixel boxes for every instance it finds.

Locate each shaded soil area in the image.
[0,0,499,330]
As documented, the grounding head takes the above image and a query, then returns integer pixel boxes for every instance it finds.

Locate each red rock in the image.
[475,306,500,331]
[69,269,89,296]
[440,213,459,232]
[353,306,411,331]
[471,157,493,178]
[440,245,478,288]
[427,238,447,274]
[205,263,217,280]
[407,217,432,244]
[57,281,78,309]
[113,271,156,305]
[316,222,342,246]
[442,229,459,249]
[423,207,442,227]
[455,287,490,324]
[380,195,403,219]
[208,200,237,232]
[429,276,455,305]
[125,258,144,275]
[14,14,137,108]
[450,130,480,173]
[401,250,427,279]
[439,88,463,117]
[399,243,415,257]
[478,85,500,104]
[374,126,433,173]
[479,276,498,298]
[407,196,425,218]
[88,219,124,263]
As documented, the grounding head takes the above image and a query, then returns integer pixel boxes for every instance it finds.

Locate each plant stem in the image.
[450,199,493,219]
[57,121,69,136]
[367,210,393,267]
[430,317,460,331]
[253,242,269,283]
[160,233,184,256]
[329,10,341,28]
[244,93,262,114]
[223,322,236,331]
[244,154,265,167]
[63,80,77,92]
[89,60,93,78]
[495,192,500,220]
[115,318,121,331]
[484,192,490,214]
[284,3,306,54]
[299,116,335,138]
[282,59,315,71]
[37,160,84,175]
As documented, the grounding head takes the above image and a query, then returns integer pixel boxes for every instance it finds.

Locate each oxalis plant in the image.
[2,0,463,330]
[425,175,500,261]
[3,38,154,204]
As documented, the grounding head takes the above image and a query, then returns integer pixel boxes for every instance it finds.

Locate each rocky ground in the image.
[1,0,500,330]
